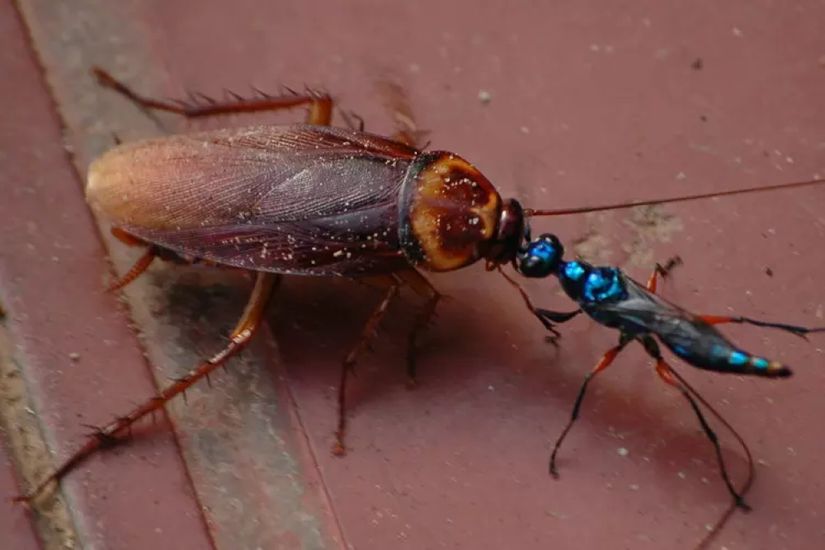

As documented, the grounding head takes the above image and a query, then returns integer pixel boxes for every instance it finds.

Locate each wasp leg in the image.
[537,307,583,346]
[498,268,580,343]
[16,273,280,504]
[550,334,631,478]
[395,269,442,385]
[333,279,401,456]
[641,335,751,511]
[697,315,825,340]
[646,256,683,293]
[92,67,333,125]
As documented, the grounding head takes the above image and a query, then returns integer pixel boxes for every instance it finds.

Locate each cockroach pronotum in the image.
[17,67,825,546]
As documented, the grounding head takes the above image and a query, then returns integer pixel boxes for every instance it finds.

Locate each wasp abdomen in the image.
[662,329,792,378]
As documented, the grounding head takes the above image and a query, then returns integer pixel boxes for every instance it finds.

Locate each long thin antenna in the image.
[524,178,825,217]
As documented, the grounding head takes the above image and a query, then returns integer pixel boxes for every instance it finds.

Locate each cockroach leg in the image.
[105,228,157,290]
[110,226,145,247]
[550,334,631,478]
[375,79,428,148]
[339,109,365,132]
[333,281,401,456]
[92,66,333,124]
[395,269,441,384]
[106,247,157,292]
[17,272,280,503]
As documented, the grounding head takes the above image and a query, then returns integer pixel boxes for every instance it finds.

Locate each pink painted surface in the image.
[144,2,825,549]
[6,0,825,549]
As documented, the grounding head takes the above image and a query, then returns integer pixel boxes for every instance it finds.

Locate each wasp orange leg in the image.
[642,335,751,510]
[645,256,682,293]
[549,335,631,478]
[697,315,825,339]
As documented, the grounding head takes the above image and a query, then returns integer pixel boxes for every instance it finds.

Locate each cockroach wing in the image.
[87,125,419,276]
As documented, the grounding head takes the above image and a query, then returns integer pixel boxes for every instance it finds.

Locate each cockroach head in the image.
[485,199,525,265]
[517,233,564,278]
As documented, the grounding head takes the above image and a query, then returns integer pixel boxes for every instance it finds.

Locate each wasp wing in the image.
[585,274,697,336]
[592,274,785,375]
[87,125,418,276]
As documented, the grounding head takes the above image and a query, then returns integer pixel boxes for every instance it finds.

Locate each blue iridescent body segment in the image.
[517,232,796,378]
[563,260,586,281]
[567,266,791,378]
[558,262,626,304]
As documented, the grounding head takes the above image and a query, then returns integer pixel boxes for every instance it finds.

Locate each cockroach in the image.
[17,68,825,545]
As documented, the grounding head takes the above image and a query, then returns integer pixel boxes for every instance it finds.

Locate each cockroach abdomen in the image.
[399,152,502,271]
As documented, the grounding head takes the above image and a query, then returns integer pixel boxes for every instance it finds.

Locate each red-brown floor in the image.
[2,1,824,549]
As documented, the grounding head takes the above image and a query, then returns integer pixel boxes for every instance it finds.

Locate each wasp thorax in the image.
[399,151,502,271]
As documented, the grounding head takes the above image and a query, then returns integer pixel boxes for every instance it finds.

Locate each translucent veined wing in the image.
[591,275,787,376]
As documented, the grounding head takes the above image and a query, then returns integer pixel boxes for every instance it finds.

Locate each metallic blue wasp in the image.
[510,232,824,511]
